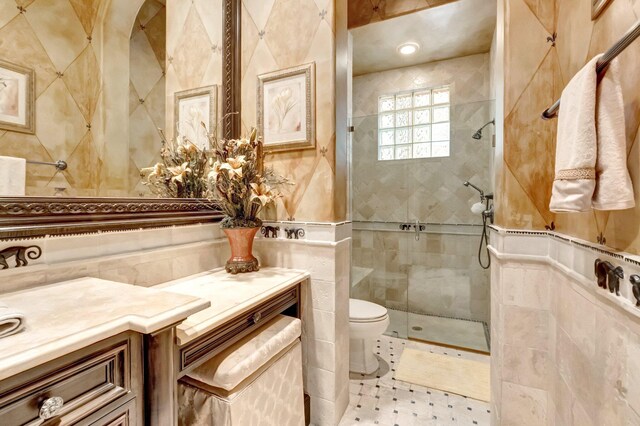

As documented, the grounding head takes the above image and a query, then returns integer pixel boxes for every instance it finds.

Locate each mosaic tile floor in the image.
[338,336,491,426]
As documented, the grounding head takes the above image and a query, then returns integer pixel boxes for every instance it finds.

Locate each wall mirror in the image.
[0,0,242,237]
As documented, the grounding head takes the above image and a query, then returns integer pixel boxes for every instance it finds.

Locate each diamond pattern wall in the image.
[166,0,223,143]
[499,0,640,254]
[129,0,166,195]
[0,2,101,196]
[0,0,170,197]
[241,0,338,222]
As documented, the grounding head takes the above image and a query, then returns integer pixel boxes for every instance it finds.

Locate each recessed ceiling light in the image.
[398,42,420,55]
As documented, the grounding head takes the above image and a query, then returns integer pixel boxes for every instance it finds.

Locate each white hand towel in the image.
[550,55,635,212]
[549,56,599,212]
[592,57,635,210]
[0,302,25,338]
[0,156,26,196]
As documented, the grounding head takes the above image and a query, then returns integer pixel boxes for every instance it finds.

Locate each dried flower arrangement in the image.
[139,129,209,199]
[208,128,284,229]
[140,124,286,228]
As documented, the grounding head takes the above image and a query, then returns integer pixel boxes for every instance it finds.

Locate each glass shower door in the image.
[404,99,493,353]
[350,111,410,339]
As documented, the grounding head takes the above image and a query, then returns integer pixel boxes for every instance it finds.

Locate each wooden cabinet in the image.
[0,333,143,426]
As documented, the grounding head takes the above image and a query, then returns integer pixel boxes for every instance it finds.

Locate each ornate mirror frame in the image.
[0,0,242,240]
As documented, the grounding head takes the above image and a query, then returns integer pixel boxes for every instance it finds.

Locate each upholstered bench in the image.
[178,315,305,426]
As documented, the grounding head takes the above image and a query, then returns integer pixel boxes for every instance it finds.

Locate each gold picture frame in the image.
[0,59,34,134]
[174,85,218,150]
[592,0,613,19]
[257,62,316,153]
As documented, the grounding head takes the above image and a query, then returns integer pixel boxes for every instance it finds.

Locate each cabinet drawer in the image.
[179,284,300,373]
[0,337,134,426]
[90,399,136,426]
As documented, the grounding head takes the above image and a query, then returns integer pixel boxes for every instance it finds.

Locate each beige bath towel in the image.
[0,156,26,196]
[0,303,25,338]
[550,55,635,212]
[592,57,634,210]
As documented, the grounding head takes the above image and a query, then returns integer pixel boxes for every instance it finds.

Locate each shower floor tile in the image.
[386,309,489,353]
[339,335,490,426]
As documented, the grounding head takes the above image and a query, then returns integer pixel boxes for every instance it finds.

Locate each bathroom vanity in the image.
[0,268,309,425]
[0,278,209,425]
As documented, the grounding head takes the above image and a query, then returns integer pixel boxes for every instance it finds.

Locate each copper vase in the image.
[223,227,260,274]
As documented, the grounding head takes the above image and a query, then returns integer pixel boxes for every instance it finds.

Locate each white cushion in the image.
[186,315,301,391]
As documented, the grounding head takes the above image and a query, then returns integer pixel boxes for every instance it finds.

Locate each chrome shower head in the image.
[472,119,495,140]
[463,181,485,198]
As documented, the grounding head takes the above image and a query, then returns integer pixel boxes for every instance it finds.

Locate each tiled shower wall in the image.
[352,53,493,224]
[352,228,489,323]
[351,53,493,323]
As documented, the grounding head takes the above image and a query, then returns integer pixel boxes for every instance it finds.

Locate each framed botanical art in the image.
[257,62,316,152]
[174,85,218,150]
[592,0,613,19]
[0,60,34,134]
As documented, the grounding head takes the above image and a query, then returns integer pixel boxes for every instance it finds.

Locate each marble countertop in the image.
[0,278,210,381]
[155,267,310,346]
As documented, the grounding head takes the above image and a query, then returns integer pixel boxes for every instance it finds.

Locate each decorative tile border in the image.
[490,225,640,268]
[489,225,640,316]
[257,221,352,243]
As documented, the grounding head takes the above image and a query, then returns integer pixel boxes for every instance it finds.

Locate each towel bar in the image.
[26,160,67,171]
[542,20,640,119]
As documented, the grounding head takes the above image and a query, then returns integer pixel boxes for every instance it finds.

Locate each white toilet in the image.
[349,298,390,374]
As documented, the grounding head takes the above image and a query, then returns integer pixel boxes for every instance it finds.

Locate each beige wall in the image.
[0,0,170,197]
[0,1,102,196]
[165,0,222,141]
[498,0,640,255]
[129,0,166,196]
[241,0,341,222]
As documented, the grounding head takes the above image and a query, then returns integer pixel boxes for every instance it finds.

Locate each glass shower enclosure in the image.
[349,72,494,353]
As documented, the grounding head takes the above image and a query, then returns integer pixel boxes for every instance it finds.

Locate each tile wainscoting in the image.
[489,226,640,425]
[0,220,351,426]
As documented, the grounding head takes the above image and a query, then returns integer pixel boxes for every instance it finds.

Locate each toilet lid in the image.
[349,299,388,322]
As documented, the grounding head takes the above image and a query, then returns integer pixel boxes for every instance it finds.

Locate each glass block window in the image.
[377,86,451,161]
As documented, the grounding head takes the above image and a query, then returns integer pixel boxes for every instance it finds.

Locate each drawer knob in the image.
[39,396,64,420]
[252,312,262,324]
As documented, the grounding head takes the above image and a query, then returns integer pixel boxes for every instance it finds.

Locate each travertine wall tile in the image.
[491,229,640,425]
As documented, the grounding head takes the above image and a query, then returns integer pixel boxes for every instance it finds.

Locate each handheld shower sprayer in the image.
[463,180,494,270]
[472,119,495,140]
